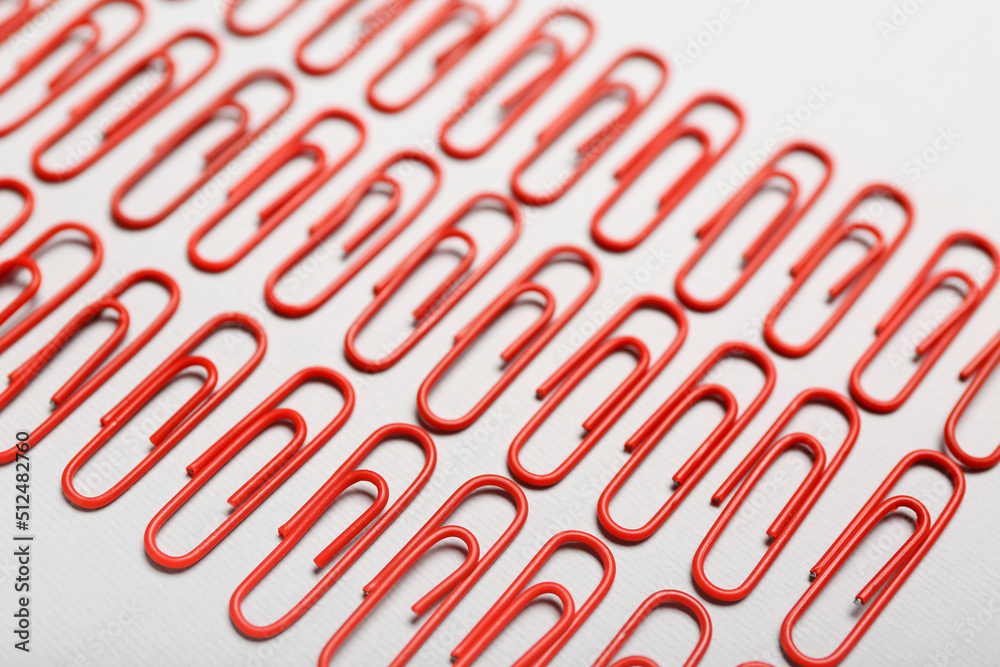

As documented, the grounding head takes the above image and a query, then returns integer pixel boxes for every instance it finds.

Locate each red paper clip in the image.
[60,313,267,508]
[591,93,745,252]
[849,231,1000,413]
[674,142,834,312]
[230,423,436,638]
[366,0,519,114]
[945,329,1000,469]
[344,192,522,372]
[295,0,422,75]
[438,8,595,159]
[0,0,145,137]
[597,342,776,542]
[508,294,688,487]
[143,368,355,568]
[417,245,601,432]
[593,590,712,667]
[264,150,443,318]
[510,49,668,207]
[451,530,615,667]
[780,450,965,667]
[692,388,860,602]
[187,109,366,272]
[0,0,59,44]
[111,69,296,229]
[764,184,914,358]
[0,270,179,464]
[0,178,33,246]
[223,0,309,36]
[32,30,222,182]
[317,474,528,666]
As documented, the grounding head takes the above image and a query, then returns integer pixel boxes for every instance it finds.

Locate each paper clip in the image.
[0,0,145,137]
[591,93,744,253]
[187,109,366,273]
[317,474,528,666]
[31,30,222,182]
[111,69,296,229]
[510,49,668,207]
[230,423,436,638]
[849,231,1000,413]
[0,178,33,246]
[0,270,180,464]
[223,0,310,36]
[597,341,776,542]
[0,0,59,44]
[142,368,355,568]
[295,0,422,75]
[264,150,443,318]
[60,313,267,508]
[366,0,520,114]
[674,142,834,312]
[451,530,615,667]
[508,294,688,487]
[417,245,601,432]
[780,450,965,667]
[344,192,522,372]
[593,590,712,667]
[764,184,914,358]
[692,388,860,602]
[0,222,103,354]
[438,8,595,160]
[944,329,1000,469]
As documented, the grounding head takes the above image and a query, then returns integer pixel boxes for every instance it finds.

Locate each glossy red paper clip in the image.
[674,142,834,312]
[591,93,745,252]
[417,245,601,432]
[230,423,436,638]
[593,590,712,667]
[438,8,595,159]
[764,184,914,358]
[0,0,145,137]
[451,530,615,667]
[111,69,296,229]
[0,269,179,464]
[32,30,221,182]
[508,294,688,487]
[945,329,1000,469]
[61,313,267,508]
[366,0,519,114]
[264,150,443,318]
[317,475,528,666]
[510,49,668,207]
[598,341,776,542]
[295,0,422,75]
[0,178,33,246]
[0,0,59,44]
[344,192,522,372]
[849,231,1000,413]
[692,388,860,602]
[188,109,366,272]
[143,368,355,568]
[223,0,309,36]
[780,450,965,667]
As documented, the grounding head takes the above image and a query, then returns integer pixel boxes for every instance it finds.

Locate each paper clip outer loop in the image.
[0,0,60,44]
[592,590,712,667]
[780,450,965,667]
[32,30,222,182]
[848,231,1000,413]
[229,423,436,639]
[591,92,745,253]
[60,313,267,508]
[674,142,835,312]
[0,178,33,246]
[692,388,860,602]
[944,329,1000,469]
[438,8,596,160]
[224,0,310,36]
[344,192,522,372]
[317,474,529,666]
[451,530,616,667]
[417,244,602,432]
[188,108,367,273]
[111,69,296,230]
[508,294,688,487]
[264,150,443,318]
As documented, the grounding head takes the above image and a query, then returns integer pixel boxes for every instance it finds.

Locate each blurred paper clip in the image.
[0,178,33,246]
